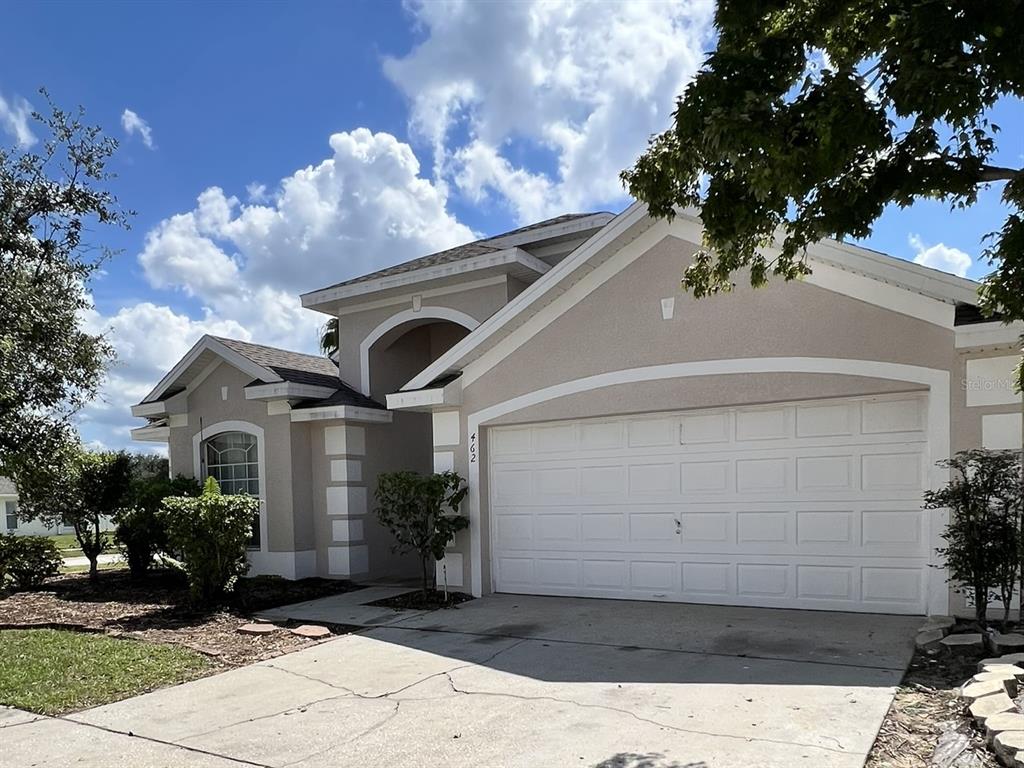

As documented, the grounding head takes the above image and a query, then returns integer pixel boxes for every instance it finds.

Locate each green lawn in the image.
[59,561,127,575]
[0,629,210,715]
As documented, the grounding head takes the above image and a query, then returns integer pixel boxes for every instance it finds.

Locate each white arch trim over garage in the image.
[359,306,480,396]
[465,357,951,615]
[192,420,268,555]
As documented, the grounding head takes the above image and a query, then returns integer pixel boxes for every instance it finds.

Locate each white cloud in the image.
[910,234,972,277]
[77,301,251,450]
[121,108,155,149]
[384,0,714,222]
[0,90,36,147]
[246,182,269,203]
[138,128,474,300]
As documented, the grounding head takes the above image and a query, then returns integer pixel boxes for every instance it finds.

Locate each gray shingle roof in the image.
[211,337,387,410]
[319,213,602,291]
[214,337,340,388]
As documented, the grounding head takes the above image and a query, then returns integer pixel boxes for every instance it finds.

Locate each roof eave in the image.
[299,247,550,315]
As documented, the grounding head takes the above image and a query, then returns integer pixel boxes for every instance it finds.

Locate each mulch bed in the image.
[866,645,1000,768]
[366,588,473,611]
[0,569,363,668]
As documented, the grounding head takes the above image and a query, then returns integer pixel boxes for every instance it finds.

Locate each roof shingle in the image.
[316,213,603,292]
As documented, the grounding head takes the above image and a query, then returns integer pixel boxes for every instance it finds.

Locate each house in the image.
[0,477,112,537]
[131,204,1024,617]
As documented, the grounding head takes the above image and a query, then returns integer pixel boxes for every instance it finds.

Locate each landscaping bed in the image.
[0,569,362,668]
[867,645,999,768]
[367,588,473,610]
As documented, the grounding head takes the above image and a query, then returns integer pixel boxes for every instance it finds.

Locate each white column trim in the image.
[465,357,951,615]
[192,420,269,556]
[359,306,480,396]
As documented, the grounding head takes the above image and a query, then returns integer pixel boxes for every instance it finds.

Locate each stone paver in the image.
[942,633,985,652]
[236,622,276,636]
[289,624,332,639]
[962,677,1015,701]
[984,712,1024,743]
[995,731,1024,762]
[921,616,956,635]
[916,628,945,650]
[970,692,1017,724]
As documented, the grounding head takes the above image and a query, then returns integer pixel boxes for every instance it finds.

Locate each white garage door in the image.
[489,393,931,614]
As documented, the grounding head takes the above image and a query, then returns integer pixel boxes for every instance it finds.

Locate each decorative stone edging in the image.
[957,653,1024,767]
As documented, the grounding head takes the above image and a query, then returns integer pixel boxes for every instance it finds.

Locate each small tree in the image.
[375,471,469,599]
[927,450,1022,626]
[117,460,200,578]
[16,444,132,581]
[161,477,258,608]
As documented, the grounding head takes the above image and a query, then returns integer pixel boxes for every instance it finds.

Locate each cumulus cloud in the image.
[0,89,36,147]
[910,234,972,277]
[384,0,714,222]
[78,301,251,450]
[138,128,474,300]
[121,108,155,149]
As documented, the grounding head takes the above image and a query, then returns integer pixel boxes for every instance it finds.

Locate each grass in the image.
[60,561,127,575]
[0,629,210,715]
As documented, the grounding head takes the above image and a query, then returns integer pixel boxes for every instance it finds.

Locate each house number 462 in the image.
[470,432,477,463]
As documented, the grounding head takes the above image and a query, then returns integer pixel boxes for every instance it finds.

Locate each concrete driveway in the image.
[1,594,919,768]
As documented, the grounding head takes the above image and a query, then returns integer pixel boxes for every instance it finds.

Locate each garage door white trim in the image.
[465,357,950,614]
[490,394,929,613]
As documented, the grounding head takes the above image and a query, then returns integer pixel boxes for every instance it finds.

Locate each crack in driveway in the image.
[440,671,850,756]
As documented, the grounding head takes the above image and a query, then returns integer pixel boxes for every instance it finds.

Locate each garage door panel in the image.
[491,393,929,614]
[628,462,678,495]
[861,453,923,491]
[736,458,791,493]
[736,406,792,441]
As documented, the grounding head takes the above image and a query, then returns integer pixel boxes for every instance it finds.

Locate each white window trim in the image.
[192,420,268,555]
[464,356,951,616]
[359,306,480,396]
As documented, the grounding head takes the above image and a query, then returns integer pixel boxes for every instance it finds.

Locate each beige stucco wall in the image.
[167,362,313,573]
[442,233,962,598]
[948,342,1024,616]
[335,279,514,390]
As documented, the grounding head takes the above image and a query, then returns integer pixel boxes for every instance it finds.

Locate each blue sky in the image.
[1,1,1020,451]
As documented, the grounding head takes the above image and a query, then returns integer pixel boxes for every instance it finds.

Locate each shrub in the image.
[927,449,1022,627]
[374,471,468,598]
[117,474,200,578]
[0,535,62,590]
[160,477,259,607]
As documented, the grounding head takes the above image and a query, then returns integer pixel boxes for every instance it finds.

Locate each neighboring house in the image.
[132,205,1024,617]
[0,477,114,537]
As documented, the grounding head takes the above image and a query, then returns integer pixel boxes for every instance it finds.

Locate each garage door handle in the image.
[674,519,681,535]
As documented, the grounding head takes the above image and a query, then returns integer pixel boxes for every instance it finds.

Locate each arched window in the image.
[203,431,261,547]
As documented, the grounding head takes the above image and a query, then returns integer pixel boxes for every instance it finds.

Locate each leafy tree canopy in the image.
[622,1,1024,328]
[0,91,130,480]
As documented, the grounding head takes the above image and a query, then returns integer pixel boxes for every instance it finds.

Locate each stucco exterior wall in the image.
[948,342,1024,616]
[443,233,961,600]
[167,362,314,577]
[335,279,514,389]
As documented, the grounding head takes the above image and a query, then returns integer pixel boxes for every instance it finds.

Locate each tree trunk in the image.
[421,555,430,600]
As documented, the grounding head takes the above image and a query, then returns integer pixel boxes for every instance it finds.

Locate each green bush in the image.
[117,474,200,578]
[374,471,468,598]
[160,477,259,607]
[0,535,62,590]
[928,449,1023,627]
